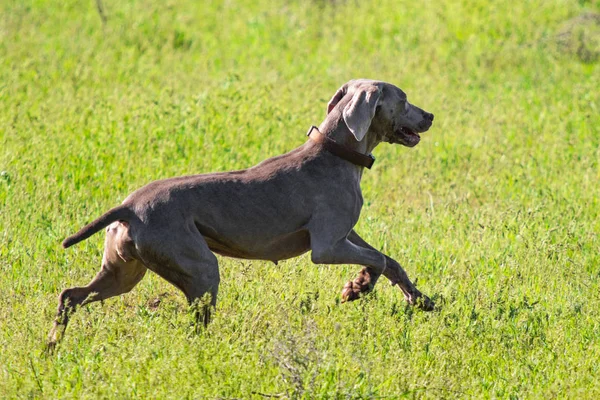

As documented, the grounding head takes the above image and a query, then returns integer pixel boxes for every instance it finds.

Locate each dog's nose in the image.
[423,112,434,121]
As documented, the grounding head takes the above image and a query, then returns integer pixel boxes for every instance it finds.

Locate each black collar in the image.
[306,126,375,169]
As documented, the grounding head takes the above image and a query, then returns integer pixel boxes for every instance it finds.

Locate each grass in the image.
[1,0,599,398]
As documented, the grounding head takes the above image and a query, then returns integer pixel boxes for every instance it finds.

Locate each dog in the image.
[48,79,435,348]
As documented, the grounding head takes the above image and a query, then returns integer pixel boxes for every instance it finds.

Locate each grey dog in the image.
[48,79,435,347]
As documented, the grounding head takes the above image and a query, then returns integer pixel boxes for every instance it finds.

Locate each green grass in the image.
[1,0,600,398]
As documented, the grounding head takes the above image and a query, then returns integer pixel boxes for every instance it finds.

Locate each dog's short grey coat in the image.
[48,79,435,347]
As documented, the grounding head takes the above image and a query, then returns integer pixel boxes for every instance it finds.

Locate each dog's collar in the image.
[306,126,375,169]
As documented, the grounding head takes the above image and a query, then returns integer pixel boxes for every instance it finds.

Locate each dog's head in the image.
[326,79,434,147]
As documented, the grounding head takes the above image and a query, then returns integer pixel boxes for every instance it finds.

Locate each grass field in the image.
[1,0,599,398]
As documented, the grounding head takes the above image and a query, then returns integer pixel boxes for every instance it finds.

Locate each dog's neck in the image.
[307,126,376,170]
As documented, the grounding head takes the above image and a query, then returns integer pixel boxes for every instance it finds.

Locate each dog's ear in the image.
[327,85,347,115]
[342,87,382,142]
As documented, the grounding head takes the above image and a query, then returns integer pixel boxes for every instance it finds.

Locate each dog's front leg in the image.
[347,230,434,310]
[310,233,387,302]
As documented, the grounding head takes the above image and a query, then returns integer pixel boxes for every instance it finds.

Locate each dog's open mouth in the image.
[395,126,421,147]
[399,126,420,139]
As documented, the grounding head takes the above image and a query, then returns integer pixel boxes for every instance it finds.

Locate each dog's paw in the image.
[45,340,57,355]
[341,268,374,303]
[341,281,362,302]
[406,293,435,311]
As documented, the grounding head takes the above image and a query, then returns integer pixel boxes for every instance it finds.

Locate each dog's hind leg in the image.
[137,222,220,328]
[48,222,147,350]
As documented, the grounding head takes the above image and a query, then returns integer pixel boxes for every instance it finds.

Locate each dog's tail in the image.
[62,205,134,249]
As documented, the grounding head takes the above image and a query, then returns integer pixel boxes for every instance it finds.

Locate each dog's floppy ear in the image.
[327,85,347,114]
[342,87,382,142]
